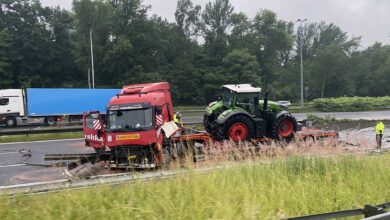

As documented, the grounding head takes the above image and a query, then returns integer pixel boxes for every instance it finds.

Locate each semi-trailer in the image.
[0,88,119,127]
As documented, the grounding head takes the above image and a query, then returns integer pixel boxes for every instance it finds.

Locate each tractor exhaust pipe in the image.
[254,95,259,116]
[263,91,269,111]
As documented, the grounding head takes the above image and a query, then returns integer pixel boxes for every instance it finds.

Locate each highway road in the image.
[0,139,93,186]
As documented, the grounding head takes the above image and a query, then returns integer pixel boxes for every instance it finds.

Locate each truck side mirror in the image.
[156,106,162,115]
[97,128,103,138]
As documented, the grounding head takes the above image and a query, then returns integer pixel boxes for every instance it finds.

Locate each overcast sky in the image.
[41,0,390,48]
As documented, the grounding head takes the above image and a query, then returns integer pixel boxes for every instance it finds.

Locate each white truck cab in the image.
[0,89,25,127]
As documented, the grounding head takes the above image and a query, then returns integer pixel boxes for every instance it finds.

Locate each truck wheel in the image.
[216,115,254,142]
[271,114,297,141]
[161,136,173,169]
[5,116,17,127]
[45,117,56,125]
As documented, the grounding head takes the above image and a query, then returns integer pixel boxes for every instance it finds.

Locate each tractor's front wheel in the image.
[216,115,254,142]
[271,114,297,141]
[203,114,216,135]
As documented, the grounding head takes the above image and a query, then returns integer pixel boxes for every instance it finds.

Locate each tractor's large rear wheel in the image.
[216,115,254,142]
[271,114,297,141]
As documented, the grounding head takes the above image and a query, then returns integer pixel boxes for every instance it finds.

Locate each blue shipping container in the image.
[26,88,120,116]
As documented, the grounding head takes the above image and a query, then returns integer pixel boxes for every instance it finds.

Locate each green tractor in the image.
[203,84,299,142]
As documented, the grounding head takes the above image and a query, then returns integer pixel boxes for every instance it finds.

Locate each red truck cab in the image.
[83,82,175,167]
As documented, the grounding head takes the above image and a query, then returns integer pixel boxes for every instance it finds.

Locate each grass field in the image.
[0,132,83,143]
[1,154,389,220]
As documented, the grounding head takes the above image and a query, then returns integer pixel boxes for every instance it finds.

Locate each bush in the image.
[310,96,390,112]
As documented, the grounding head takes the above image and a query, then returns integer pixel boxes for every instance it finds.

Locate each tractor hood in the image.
[260,100,286,111]
[205,101,224,116]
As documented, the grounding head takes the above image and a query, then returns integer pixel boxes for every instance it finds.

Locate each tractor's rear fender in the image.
[216,109,253,125]
[263,110,288,133]
[274,111,290,120]
[273,111,299,131]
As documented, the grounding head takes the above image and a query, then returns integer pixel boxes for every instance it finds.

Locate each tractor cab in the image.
[221,84,261,116]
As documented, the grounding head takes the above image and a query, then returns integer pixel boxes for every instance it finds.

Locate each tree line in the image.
[0,0,389,104]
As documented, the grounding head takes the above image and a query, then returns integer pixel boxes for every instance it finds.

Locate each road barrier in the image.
[288,202,390,220]
[0,122,203,136]
[0,110,203,136]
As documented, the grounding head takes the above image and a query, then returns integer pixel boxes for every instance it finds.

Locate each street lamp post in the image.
[296,18,307,108]
[89,27,95,89]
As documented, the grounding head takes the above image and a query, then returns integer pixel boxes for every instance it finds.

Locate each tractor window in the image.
[222,88,234,107]
[236,93,256,104]
[0,98,9,106]
[236,93,257,114]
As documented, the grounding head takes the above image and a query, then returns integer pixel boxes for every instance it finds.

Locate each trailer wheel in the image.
[161,146,172,168]
[45,117,56,126]
[5,116,16,127]
[176,141,194,167]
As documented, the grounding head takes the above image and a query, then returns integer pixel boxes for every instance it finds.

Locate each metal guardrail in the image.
[0,126,84,136]
[0,109,204,136]
[288,202,390,220]
[0,165,221,196]
[178,110,204,113]
[0,122,204,136]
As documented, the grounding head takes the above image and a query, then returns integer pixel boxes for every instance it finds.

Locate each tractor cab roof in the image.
[222,84,261,93]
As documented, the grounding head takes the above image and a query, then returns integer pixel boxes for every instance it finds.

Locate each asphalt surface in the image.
[0,139,93,186]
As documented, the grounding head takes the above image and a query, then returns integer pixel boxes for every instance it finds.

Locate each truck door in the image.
[0,98,10,114]
[83,111,105,149]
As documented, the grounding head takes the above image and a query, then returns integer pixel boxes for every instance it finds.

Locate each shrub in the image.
[310,96,390,112]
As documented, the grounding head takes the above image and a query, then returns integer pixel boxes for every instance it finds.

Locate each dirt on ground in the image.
[313,119,390,132]
[312,119,390,150]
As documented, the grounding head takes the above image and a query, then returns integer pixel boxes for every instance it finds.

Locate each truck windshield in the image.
[108,108,153,132]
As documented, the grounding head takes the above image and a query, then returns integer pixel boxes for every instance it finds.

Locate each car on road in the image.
[277,100,292,106]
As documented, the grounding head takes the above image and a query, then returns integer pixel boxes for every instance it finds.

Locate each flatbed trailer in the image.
[174,127,338,145]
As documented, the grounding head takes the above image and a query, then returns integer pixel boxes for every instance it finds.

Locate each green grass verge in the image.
[175,105,206,111]
[1,155,390,219]
[306,114,352,126]
[0,132,83,143]
[311,96,390,112]
[177,96,390,113]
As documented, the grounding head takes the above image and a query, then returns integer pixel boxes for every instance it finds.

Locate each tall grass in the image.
[1,154,390,220]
